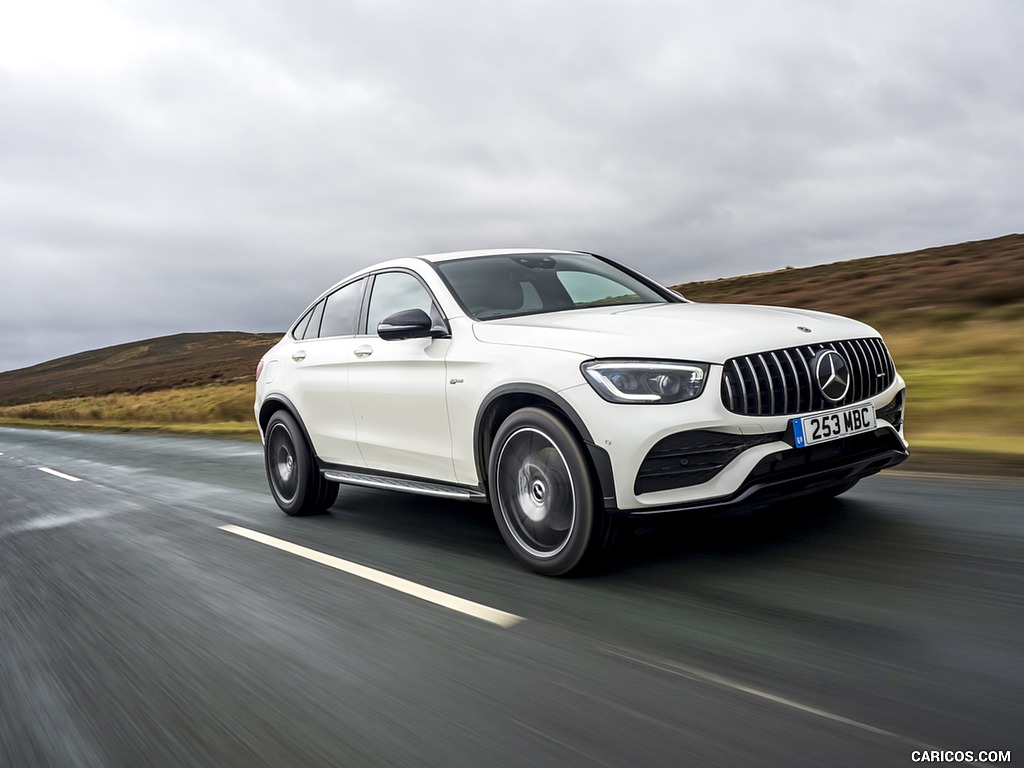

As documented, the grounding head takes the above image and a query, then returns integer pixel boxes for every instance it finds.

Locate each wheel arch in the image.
[258,395,318,461]
[473,384,616,508]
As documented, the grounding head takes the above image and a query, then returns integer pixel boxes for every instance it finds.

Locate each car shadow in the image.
[313,484,899,580]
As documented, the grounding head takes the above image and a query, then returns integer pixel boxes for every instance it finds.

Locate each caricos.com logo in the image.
[911,751,1011,763]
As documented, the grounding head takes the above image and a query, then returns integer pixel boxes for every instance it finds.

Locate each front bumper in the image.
[613,427,907,517]
[559,365,908,513]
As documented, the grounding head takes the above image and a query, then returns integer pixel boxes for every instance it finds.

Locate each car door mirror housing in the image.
[377,308,444,340]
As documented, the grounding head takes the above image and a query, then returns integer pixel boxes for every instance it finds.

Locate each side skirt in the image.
[321,468,487,503]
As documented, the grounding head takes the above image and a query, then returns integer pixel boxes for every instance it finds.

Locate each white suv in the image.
[255,249,908,574]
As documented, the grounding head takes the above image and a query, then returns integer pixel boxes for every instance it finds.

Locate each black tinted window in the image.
[319,279,364,338]
[437,253,668,320]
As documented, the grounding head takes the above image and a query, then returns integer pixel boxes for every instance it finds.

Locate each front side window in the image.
[319,279,365,338]
[436,253,672,320]
[366,272,436,332]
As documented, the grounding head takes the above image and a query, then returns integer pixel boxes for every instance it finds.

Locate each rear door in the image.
[289,278,367,467]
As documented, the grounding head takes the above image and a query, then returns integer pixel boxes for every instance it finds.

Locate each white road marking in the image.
[219,525,524,629]
[38,467,83,482]
[602,646,982,764]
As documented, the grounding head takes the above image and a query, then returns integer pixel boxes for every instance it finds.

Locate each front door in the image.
[348,271,456,482]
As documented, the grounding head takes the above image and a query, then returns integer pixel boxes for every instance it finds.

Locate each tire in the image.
[264,410,327,516]
[316,481,340,511]
[488,407,605,576]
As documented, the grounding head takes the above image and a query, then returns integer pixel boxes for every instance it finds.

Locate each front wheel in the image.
[488,407,606,576]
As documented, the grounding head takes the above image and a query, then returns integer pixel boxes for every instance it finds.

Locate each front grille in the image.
[721,337,896,416]
[635,430,779,495]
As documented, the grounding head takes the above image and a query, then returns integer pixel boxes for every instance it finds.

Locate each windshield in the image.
[435,253,675,320]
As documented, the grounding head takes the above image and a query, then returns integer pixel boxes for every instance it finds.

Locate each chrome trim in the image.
[322,470,486,501]
[721,337,897,416]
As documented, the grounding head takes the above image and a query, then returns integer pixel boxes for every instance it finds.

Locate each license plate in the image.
[791,403,876,448]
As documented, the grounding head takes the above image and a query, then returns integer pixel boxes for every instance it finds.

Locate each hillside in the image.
[0,332,281,407]
[2,234,1022,409]
[2,234,1022,404]
[670,233,1024,323]
[1,235,1022,471]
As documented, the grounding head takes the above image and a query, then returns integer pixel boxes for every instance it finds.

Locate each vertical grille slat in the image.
[883,340,896,380]
[745,356,763,415]
[730,359,750,414]
[723,374,736,412]
[721,337,897,416]
[770,351,788,414]
[757,354,776,415]
[782,349,801,413]
[841,340,864,404]
[858,338,876,386]
[852,339,871,402]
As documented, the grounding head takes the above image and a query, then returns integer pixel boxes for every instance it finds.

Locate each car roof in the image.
[418,248,587,264]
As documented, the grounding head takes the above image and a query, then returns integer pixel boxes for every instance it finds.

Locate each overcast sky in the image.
[1,0,1021,372]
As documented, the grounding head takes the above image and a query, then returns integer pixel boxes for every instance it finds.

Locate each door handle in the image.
[354,345,373,358]
[291,351,306,362]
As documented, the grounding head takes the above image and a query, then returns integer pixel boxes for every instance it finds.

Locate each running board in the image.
[322,470,486,502]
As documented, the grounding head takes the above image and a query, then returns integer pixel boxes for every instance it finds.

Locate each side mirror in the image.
[377,308,436,340]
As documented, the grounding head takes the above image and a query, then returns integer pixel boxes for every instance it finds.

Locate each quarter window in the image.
[292,307,314,340]
[301,300,326,340]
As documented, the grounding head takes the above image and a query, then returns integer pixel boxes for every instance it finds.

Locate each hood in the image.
[471,302,879,363]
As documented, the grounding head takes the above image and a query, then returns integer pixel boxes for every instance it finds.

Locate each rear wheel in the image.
[264,410,329,516]
[489,407,608,575]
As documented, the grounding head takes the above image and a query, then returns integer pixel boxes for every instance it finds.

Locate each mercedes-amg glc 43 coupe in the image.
[255,249,908,574]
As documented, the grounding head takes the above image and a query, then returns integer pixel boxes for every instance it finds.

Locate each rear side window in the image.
[319,279,365,338]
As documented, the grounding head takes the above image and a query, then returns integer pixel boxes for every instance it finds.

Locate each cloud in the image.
[1,0,1022,370]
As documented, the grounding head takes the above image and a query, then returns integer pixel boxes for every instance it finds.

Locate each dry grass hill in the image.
[670,233,1024,324]
[1,234,1022,471]
[0,332,281,407]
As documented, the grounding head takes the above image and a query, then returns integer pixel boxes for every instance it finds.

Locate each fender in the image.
[259,395,317,458]
[474,383,617,509]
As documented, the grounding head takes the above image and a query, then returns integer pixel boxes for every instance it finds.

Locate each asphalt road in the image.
[1,426,1021,768]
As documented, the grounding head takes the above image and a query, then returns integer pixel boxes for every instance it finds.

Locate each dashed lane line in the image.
[218,524,524,629]
[38,467,83,482]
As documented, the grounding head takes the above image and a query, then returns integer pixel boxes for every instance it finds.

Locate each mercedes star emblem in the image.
[813,349,851,403]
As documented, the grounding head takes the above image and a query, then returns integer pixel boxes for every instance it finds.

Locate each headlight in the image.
[581,360,708,404]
